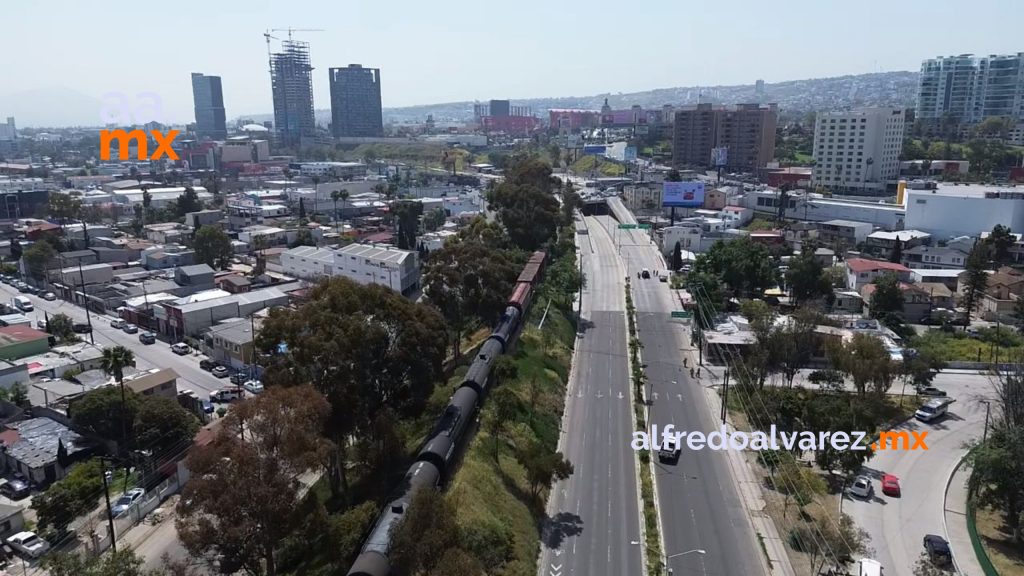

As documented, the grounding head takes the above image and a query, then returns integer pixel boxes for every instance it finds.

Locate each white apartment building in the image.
[281,243,420,295]
[295,162,367,179]
[811,108,905,193]
[622,185,662,211]
[916,53,1024,124]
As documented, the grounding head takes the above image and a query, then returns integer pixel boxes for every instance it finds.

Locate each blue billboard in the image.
[662,181,705,208]
[582,145,607,156]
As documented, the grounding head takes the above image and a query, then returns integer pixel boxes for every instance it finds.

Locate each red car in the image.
[882,474,901,497]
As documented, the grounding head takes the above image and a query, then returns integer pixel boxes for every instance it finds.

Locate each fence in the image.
[88,468,184,555]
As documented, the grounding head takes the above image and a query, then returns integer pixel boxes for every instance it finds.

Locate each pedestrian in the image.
[683,357,688,368]
[689,367,695,378]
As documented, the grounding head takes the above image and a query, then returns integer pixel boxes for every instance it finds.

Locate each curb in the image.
[623,280,654,576]
[942,452,969,576]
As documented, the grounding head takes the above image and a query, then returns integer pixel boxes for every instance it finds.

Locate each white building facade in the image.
[904,183,1024,239]
[811,108,905,193]
[281,243,420,295]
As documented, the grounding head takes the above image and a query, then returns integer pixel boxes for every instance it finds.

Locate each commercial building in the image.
[904,182,1024,239]
[916,53,1024,126]
[282,243,420,295]
[329,65,383,138]
[293,162,367,179]
[203,318,257,370]
[270,40,316,148]
[810,108,905,193]
[549,109,600,132]
[672,103,777,172]
[743,190,906,230]
[191,73,227,140]
[159,287,288,338]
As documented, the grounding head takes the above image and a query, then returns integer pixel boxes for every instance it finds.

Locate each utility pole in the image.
[982,400,991,443]
[721,368,730,424]
[77,259,94,345]
[577,249,583,320]
[101,459,117,553]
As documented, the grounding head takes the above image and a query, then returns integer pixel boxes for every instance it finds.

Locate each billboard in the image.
[711,147,728,167]
[623,146,638,161]
[662,182,705,208]
[583,145,607,156]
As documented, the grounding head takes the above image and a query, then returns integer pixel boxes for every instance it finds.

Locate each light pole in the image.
[666,549,706,574]
[981,399,991,443]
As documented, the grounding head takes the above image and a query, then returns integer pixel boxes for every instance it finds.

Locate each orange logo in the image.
[871,430,928,451]
[99,129,179,161]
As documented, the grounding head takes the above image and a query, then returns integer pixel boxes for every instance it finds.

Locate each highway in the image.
[599,205,767,576]
[538,214,643,576]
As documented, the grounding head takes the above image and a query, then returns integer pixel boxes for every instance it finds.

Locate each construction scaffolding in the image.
[270,40,316,148]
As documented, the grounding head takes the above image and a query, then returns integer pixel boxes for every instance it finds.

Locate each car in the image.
[110,487,146,518]
[36,319,47,331]
[212,365,230,378]
[641,268,651,279]
[917,386,947,397]
[6,531,49,559]
[849,475,873,498]
[200,399,215,414]
[659,273,668,282]
[210,387,243,403]
[16,284,30,293]
[122,323,138,334]
[72,322,92,334]
[40,292,56,301]
[230,371,248,385]
[658,437,681,463]
[139,331,156,345]
[881,474,901,497]
[109,318,126,329]
[171,343,191,355]
[23,286,38,295]
[199,359,217,371]
[0,479,31,500]
[923,534,952,565]
[243,380,264,394]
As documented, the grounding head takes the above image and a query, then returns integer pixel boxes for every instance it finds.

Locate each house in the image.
[174,264,215,291]
[239,225,289,248]
[203,319,257,370]
[813,247,835,267]
[216,275,252,294]
[185,209,224,230]
[845,258,911,291]
[916,282,955,311]
[0,417,90,484]
[720,205,753,227]
[817,219,873,247]
[122,368,179,400]
[661,224,703,254]
[865,229,931,256]
[57,249,99,266]
[53,262,114,286]
[831,290,864,314]
[901,245,968,270]
[142,245,195,270]
[977,266,1024,322]
[0,326,50,361]
[145,222,193,245]
[860,282,932,323]
[0,503,25,539]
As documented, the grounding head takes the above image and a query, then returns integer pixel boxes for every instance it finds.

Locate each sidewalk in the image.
[944,459,984,576]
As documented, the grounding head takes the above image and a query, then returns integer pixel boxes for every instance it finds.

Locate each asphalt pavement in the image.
[600,213,768,576]
[538,215,644,576]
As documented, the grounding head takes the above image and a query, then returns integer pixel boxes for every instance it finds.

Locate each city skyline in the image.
[2,0,1022,127]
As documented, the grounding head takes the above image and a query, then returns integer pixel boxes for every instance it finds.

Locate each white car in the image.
[41,292,56,301]
[243,380,264,394]
[110,487,146,518]
[171,342,191,355]
[849,475,873,499]
[110,318,126,329]
[7,531,49,558]
[122,323,139,334]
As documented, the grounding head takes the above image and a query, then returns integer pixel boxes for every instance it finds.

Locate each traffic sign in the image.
[670,310,691,319]
[638,224,652,229]
[618,224,637,229]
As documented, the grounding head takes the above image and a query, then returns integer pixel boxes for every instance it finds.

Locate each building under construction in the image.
[270,40,316,148]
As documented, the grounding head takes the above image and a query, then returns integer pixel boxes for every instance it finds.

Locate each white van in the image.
[12,296,32,312]
[857,558,884,576]
[915,397,955,423]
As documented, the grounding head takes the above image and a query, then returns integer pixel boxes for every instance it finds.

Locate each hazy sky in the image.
[3,0,1021,125]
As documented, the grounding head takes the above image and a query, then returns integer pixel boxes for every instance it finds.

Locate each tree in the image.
[43,548,159,576]
[547,143,561,167]
[142,188,154,224]
[869,272,904,318]
[686,271,723,329]
[790,513,868,575]
[911,552,950,576]
[987,224,1015,263]
[889,238,903,263]
[48,312,77,342]
[175,187,202,218]
[71,382,139,444]
[423,239,518,359]
[32,458,103,533]
[786,245,832,305]
[297,197,306,219]
[289,228,315,248]
[671,241,683,272]
[101,345,135,385]
[177,385,331,576]
[665,169,682,182]
[49,193,82,225]
[256,278,446,500]
[486,156,561,251]
[901,348,947,388]
[330,188,349,225]
[389,488,463,576]
[134,396,199,455]
[693,237,776,298]
[193,225,232,270]
[1014,297,1024,332]
[961,242,991,320]
[559,181,582,227]
[23,240,56,281]
[423,207,447,232]
[827,333,894,397]
[394,200,424,250]
[774,454,826,517]
[975,116,1015,139]
[518,441,574,498]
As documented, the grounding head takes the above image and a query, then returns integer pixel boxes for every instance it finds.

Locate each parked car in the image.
[0,479,31,500]
[200,399,215,414]
[917,386,947,397]
[139,332,156,345]
[923,534,952,565]
[110,487,145,518]
[72,322,92,334]
[212,365,230,378]
[16,284,30,293]
[243,380,264,394]
[849,475,873,499]
[6,531,49,559]
[199,359,216,371]
[881,474,901,497]
[40,292,56,301]
[171,343,191,355]
[230,371,248,385]
[122,323,138,334]
[210,387,243,403]
[35,320,47,331]
[109,318,126,329]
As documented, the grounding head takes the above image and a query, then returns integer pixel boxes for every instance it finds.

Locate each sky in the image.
[2,0,1022,126]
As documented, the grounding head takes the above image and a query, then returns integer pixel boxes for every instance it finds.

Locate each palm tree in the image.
[331,188,349,228]
[101,345,136,454]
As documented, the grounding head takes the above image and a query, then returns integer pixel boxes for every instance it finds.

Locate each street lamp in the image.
[666,549,706,574]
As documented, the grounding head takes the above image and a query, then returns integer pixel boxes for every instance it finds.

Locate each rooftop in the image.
[867,229,931,241]
[908,183,1024,198]
[846,258,910,274]
[821,219,873,228]
[0,325,48,345]
[3,417,89,469]
[909,268,966,278]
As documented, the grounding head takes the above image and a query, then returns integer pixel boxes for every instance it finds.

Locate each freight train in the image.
[347,250,548,576]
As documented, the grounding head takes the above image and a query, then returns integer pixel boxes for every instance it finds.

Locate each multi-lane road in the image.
[538,214,644,576]
[603,202,767,576]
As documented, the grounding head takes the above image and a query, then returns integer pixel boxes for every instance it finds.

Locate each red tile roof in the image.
[846,258,909,274]
[0,325,49,344]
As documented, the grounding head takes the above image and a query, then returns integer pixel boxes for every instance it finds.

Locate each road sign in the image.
[670,310,691,319]
[618,224,637,229]
[638,224,652,229]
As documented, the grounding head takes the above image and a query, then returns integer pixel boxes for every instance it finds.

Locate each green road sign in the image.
[670,310,691,319]
[618,224,637,229]
[638,224,652,229]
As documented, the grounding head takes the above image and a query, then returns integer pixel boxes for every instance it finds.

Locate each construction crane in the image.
[270,28,324,41]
